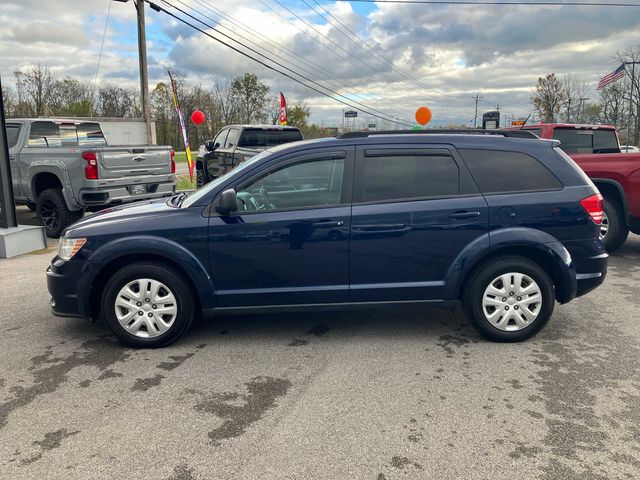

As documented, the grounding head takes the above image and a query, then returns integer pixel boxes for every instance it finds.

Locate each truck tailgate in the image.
[98,146,171,179]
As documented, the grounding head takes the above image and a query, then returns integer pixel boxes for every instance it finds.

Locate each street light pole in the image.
[135,0,153,144]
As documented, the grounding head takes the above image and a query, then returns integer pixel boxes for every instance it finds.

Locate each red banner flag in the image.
[279,92,287,126]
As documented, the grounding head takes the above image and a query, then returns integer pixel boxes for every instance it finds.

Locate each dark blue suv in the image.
[47,131,608,347]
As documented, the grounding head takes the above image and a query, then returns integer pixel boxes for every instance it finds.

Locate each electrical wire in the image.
[91,0,112,115]
[148,0,415,126]
[336,0,640,6]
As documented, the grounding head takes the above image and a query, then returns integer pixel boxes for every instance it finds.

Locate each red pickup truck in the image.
[505,123,640,251]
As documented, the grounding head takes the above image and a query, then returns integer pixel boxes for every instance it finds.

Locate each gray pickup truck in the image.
[195,125,303,186]
[6,118,175,237]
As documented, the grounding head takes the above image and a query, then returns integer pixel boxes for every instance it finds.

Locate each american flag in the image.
[597,64,625,90]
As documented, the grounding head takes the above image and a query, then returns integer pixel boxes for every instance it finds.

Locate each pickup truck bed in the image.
[7,118,175,237]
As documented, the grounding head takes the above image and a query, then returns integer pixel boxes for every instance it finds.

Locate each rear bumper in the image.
[563,239,608,299]
[78,181,175,207]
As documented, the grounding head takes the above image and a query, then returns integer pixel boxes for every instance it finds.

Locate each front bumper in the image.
[78,181,175,207]
[46,258,84,318]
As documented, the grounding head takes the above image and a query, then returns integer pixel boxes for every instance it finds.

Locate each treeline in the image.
[530,46,640,145]
[1,64,327,148]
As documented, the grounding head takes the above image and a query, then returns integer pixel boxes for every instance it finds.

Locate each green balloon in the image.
[411,125,423,130]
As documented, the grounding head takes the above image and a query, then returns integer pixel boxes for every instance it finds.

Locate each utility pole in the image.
[472,93,483,128]
[135,0,153,144]
[624,62,639,145]
[565,97,572,123]
[495,104,501,127]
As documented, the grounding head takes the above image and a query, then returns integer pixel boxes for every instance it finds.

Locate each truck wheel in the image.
[600,198,628,252]
[36,188,82,238]
[101,262,195,348]
[462,256,555,342]
[196,167,207,188]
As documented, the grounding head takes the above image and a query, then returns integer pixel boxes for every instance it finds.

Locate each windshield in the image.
[180,150,274,208]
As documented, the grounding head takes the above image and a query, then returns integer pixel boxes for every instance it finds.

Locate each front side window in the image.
[6,124,21,149]
[357,154,459,203]
[236,157,345,212]
[460,149,562,194]
[225,128,240,148]
[213,129,228,148]
[27,121,61,147]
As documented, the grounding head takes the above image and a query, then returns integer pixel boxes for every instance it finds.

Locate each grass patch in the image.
[174,151,188,163]
[175,174,195,191]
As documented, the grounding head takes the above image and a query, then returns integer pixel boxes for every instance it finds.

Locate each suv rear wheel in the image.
[101,262,195,348]
[600,197,628,251]
[36,188,82,238]
[462,256,555,342]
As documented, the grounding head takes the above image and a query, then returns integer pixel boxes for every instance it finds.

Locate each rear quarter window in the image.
[27,121,61,147]
[459,149,562,194]
[552,128,619,154]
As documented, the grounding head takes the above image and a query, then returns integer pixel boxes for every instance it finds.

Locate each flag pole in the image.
[626,62,639,147]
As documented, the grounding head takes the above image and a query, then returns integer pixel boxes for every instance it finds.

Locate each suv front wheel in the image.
[462,256,555,342]
[101,262,195,348]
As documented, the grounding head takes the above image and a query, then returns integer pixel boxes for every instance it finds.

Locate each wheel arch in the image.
[592,178,627,214]
[81,236,215,320]
[444,228,576,304]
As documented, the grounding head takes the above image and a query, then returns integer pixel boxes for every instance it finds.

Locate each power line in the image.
[334,0,640,6]
[186,0,410,116]
[168,0,413,124]
[148,1,414,126]
[307,0,455,98]
[91,0,112,115]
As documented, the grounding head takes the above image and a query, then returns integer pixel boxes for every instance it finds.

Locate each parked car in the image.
[504,123,640,251]
[6,118,176,237]
[195,125,303,187]
[47,130,607,348]
[621,145,640,153]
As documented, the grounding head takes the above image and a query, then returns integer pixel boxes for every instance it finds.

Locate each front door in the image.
[349,145,489,302]
[208,148,354,307]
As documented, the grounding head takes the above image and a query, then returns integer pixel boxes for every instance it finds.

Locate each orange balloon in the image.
[415,106,432,125]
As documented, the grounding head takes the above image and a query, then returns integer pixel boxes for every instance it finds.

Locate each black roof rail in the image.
[337,129,539,139]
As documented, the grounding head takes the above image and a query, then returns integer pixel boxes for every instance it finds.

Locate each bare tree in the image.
[561,74,591,123]
[531,73,565,123]
[14,63,57,116]
[600,83,628,131]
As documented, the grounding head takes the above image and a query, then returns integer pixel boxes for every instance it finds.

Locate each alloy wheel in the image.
[599,211,609,239]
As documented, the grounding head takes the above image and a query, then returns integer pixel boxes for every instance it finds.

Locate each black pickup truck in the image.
[195,125,303,186]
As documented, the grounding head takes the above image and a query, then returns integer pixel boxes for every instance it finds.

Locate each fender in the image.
[443,227,576,303]
[29,163,81,210]
[77,235,216,317]
[591,178,627,213]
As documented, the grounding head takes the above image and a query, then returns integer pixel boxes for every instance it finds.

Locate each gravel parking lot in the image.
[1,207,639,479]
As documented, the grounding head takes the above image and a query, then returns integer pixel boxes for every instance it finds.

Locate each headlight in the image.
[58,237,87,261]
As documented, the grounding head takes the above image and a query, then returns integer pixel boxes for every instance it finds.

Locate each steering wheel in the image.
[259,184,275,209]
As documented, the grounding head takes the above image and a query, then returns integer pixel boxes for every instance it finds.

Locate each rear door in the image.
[349,145,489,302]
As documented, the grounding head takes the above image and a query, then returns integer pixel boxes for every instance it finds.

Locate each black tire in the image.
[196,167,207,188]
[462,256,555,342]
[601,197,628,252]
[101,262,195,348]
[36,188,82,238]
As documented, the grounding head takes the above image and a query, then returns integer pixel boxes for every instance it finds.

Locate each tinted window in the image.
[27,121,61,147]
[213,128,228,148]
[358,154,459,203]
[77,123,106,146]
[237,157,345,211]
[238,129,303,148]
[460,149,562,193]
[552,128,619,154]
[6,124,20,149]
[524,128,542,137]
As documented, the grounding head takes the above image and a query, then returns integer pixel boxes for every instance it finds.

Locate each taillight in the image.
[82,151,98,179]
[580,193,604,224]
[171,149,176,174]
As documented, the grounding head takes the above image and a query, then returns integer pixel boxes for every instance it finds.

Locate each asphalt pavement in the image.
[1,208,639,479]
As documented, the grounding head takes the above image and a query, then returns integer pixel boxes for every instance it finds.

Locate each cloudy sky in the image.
[2,0,640,127]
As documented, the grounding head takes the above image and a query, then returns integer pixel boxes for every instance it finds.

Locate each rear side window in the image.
[6,124,20,149]
[238,129,303,148]
[552,128,619,154]
[77,123,106,146]
[357,154,459,203]
[27,121,61,147]
[460,149,562,194]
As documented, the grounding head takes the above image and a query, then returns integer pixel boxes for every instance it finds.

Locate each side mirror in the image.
[215,189,238,215]
[205,140,220,152]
